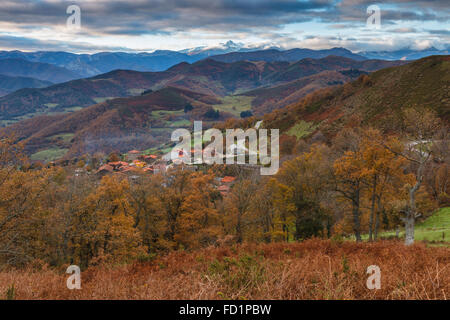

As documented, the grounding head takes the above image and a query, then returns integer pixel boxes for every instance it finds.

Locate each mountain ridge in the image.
[0,47,366,76]
[0,58,81,83]
[259,55,449,140]
[4,56,444,161]
[0,74,52,96]
[0,56,404,121]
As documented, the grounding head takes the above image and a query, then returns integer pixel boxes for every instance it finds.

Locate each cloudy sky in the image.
[0,0,448,53]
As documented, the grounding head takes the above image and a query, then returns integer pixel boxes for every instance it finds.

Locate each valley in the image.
[0,55,408,159]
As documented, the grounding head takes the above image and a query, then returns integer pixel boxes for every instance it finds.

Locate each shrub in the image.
[240,110,253,118]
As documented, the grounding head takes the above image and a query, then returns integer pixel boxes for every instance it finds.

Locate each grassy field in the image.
[213,95,253,117]
[30,147,69,162]
[47,133,75,144]
[168,119,191,127]
[0,105,85,127]
[0,119,17,127]
[63,106,83,113]
[150,110,184,118]
[361,207,450,244]
[93,97,116,104]
[127,88,147,95]
[286,120,319,139]
[415,207,450,242]
[44,103,59,108]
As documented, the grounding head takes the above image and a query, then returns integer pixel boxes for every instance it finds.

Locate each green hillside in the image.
[361,207,450,244]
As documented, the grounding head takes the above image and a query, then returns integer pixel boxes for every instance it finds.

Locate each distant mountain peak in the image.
[223,40,240,48]
[359,46,449,60]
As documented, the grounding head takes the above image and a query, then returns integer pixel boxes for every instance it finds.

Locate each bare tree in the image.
[391,109,442,245]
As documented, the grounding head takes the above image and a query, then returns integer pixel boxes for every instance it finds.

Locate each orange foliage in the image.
[0,240,448,300]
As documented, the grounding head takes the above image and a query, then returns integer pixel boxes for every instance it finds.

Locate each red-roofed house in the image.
[108,161,128,170]
[221,176,236,184]
[141,155,158,164]
[127,150,141,161]
[96,164,114,176]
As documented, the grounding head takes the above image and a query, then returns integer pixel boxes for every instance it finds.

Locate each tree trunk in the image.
[353,189,362,242]
[353,209,362,242]
[404,161,424,245]
[374,195,383,240]
[326,216,332,239]
[368,176,377,241]
[236,212,243,243]
[404,216,415,245]
[281,212,289,242]
[262,215,271,243]
[374,211,380,240]
[295,217,301,241]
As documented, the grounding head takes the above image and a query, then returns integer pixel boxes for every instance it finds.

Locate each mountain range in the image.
[360,47,449,61]
[209,47,366,63]
[1,45,436,79]
[0,41,447,162]
[0,44,445,99]
[0,56,404,121]
[5,55,435,159]
[0,47,363,78]
[0,58,80,83]
[0,74,52,97]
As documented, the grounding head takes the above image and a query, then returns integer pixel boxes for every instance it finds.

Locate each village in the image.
[101,149,240,195]
[49,148,242,196]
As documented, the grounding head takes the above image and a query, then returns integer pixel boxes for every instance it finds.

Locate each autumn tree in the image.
[69,175,145,266]
[250,177,276,242]
[176,172,223,248]
[0,136,43,265]
[225,173,259,243]
[158,169,192,249]
[274,144,332,240]
[270,178,295,241]
[333,129,366,242]
[358,129,412,241]
[0,169,53,265]
[128,174,165,253]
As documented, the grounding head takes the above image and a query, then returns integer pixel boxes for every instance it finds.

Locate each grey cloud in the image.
[426,29,450,36]
[0,0,331,35]
[2,0,446,37]
[0,35,133,52]
[0,0,447,52]
[389,28,418,33]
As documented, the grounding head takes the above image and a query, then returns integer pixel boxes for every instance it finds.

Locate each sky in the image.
[0,0,448,53]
